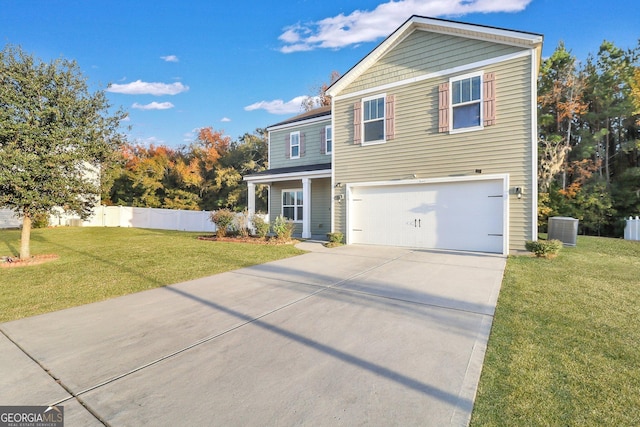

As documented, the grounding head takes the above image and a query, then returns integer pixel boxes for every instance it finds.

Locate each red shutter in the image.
[285,134,290,158]
[300,133,305,157]
[385,95,395,140]
[483,72,496,126]
[438,82,449,133]
[320,128,326,154]
[353,102,361,145]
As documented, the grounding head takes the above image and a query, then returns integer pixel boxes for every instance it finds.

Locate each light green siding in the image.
[270,178,331,238]
[333,35,535,251]
[343,30,523,95]
[269,119,331,170]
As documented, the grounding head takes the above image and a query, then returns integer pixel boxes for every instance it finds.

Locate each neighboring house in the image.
[245,15,543,254]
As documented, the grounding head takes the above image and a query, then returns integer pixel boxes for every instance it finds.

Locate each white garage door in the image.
[349,179,505,253]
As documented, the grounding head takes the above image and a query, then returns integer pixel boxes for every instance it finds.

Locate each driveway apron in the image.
[0,242,506,426]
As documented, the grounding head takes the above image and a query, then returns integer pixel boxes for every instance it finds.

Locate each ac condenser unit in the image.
[548,216,579,246]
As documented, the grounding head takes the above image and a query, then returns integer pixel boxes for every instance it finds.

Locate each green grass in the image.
[0,227,305,323]
[471,236,640,426]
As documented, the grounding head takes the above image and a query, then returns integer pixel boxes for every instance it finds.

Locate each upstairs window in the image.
[325,126,332,154]
[363,95,385,143]
[282,189,303,222]
[451,75,481,130]
[439,72,495,133]
[289,131,300,159]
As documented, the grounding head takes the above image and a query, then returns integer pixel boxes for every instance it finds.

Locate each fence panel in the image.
[625,216,640,241]
[1,206,264,234]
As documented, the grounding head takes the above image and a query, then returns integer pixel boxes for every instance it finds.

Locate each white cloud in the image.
[161,55,179,62]
[132,102,175,110]
[107,80,189,96]
[244,96,309,114]
[220,117,232,122]
[279,0,533,53]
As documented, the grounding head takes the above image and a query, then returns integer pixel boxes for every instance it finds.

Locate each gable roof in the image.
[267,105,331,131]
[326,15,543,98]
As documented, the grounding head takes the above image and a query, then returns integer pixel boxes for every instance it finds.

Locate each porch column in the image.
[247,182,256,218]
[302,177,311,238]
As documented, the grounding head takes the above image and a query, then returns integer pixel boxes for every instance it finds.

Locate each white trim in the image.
[325,125,333,155]
[281,188,304,223]
[243,169,331,184]
[267,114,331,132]
[530,49,539,241]
[346,173,510,255]
[330,98,336,233]
[361,93,387,146]
[289,131,300,159]
[333,50,529,101]
[449,71,483,133]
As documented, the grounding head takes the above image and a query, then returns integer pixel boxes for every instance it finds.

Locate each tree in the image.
[0,45,127,259]
[537,43,587,191]
[302,71,341,111]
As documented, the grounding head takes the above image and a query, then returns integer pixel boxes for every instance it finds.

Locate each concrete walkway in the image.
[1,242,506,426]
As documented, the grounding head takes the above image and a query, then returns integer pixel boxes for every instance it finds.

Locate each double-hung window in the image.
[363,95,385,143]
[325,126,332,154]
[289,131,300,159]
[282,189,303,222]
[451,74,482,130]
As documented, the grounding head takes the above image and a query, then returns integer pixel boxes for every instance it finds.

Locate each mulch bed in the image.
[197,235,298,245]
[1,254,60,268]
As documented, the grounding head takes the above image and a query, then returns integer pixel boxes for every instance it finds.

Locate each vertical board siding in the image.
[269,118,332,170]
[334,48,534,250]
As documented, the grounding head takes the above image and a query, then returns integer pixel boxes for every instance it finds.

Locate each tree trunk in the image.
[20,213,32,260]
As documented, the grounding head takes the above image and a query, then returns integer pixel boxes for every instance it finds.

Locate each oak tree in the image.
[0,45,127,258]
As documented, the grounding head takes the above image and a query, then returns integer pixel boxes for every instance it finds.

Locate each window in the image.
[452,75,481,130]
[325,126,332,154]
[282,189,303,222]
[439,72,495,133]
[289,132,300,159]
[363,95,385,143]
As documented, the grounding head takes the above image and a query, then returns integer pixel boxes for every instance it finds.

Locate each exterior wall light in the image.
[515,187,523,199]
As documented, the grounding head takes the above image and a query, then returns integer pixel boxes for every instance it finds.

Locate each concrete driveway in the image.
[1,242,506,426]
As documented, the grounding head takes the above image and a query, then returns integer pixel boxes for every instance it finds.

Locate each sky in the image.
[1,0,638,148]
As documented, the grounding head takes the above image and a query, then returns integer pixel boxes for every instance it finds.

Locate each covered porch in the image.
[244,164,332,239]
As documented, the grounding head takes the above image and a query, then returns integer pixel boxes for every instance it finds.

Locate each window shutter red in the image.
[285,135,290,158]
[300,133,305,157]
[320,128,326,154]
[483,72,496,126]
[353,102,361,145]
[385,95,395,140]
[438,82,449,133]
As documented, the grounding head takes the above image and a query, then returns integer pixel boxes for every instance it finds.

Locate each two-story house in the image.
[245,15,543,254]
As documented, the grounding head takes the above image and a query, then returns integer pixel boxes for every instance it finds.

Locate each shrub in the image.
[210,208,235,237]
[327,232,344,244]
[235,210,250,238]
[525,239,563,259]
[272,215,295,241]
[252,214,270,239]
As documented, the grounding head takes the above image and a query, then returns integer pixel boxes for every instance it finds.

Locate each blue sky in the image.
[1,0,638,148]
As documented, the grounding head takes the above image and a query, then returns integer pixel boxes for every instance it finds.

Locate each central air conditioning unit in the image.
[548,216,579,246]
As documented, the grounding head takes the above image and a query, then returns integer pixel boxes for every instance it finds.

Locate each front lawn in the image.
[0,227,305,323]
[471,236,640,426]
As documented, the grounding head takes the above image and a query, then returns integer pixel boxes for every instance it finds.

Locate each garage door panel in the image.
[350,179,505,253]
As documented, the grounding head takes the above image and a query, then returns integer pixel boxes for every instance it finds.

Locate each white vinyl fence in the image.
[625,216,640,241]
[1,206,265,233]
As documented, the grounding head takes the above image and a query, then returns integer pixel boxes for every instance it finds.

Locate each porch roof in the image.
[243,163,331,184]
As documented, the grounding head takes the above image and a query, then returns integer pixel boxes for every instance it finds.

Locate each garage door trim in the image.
[345,173,509,255]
